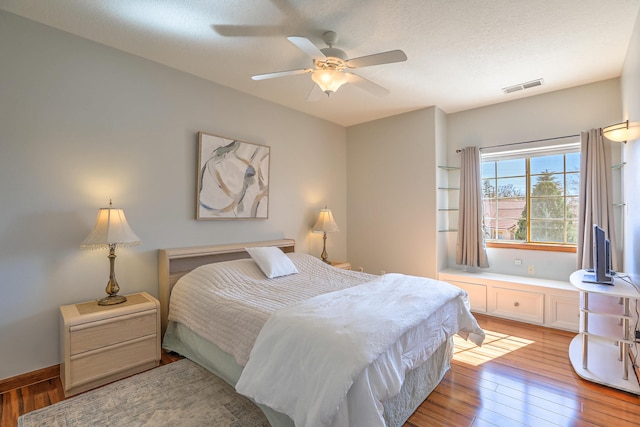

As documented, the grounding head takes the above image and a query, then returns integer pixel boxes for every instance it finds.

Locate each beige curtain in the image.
[456,146,489,268]
[577,129,617,270]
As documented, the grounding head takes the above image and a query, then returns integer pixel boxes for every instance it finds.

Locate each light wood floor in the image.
[2,315,639,426]
[407,314,640,427]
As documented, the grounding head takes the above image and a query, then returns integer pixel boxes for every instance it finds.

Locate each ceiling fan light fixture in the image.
[311,69,348,95]
[253,32,405,99]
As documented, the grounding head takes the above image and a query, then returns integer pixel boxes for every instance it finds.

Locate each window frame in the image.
[480,138,581,252]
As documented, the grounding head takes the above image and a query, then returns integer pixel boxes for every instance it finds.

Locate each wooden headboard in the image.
[158,239,295,335]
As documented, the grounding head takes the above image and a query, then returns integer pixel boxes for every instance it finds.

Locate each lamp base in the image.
[98,294,127,306]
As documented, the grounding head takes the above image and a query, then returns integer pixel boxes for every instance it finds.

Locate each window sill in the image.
[486,241,576,253]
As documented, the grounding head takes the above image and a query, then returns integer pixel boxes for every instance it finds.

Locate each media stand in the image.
[569,270,640,394]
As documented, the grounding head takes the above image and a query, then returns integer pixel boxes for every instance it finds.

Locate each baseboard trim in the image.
[0,364,60,394]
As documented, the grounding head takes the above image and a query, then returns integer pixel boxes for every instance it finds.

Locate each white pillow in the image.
[246,246,299,279]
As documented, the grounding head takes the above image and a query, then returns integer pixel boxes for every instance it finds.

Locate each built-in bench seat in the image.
[439,269,579,331]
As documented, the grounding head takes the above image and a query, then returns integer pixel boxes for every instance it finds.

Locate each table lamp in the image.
[312,206,340,263]
[81,200,141,305]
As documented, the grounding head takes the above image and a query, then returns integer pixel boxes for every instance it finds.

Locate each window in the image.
[481,139,580,249]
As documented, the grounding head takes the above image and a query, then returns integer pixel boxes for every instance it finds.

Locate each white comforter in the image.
[235,272,485,427]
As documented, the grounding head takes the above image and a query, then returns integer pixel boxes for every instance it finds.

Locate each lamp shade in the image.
[312,207,340,233]
[311,69,349,94]
[602,120,630,143]
[81,205,141,249]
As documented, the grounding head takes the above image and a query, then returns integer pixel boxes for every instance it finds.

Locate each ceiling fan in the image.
[251,31,407,98]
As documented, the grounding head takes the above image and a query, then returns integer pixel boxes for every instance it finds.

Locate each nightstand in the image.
[329,261,351,270]
[59,292,161,397]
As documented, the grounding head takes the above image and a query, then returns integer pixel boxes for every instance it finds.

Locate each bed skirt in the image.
[163,321,452,427]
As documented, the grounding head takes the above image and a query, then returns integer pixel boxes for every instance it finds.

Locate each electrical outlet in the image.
[358,267,364,272]
[528,265,535,275]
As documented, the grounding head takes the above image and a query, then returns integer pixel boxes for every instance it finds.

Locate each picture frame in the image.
[196,132,270,220]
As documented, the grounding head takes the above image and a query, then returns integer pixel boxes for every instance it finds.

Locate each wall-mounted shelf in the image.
[612,162,625,208]
[438,166,460,233]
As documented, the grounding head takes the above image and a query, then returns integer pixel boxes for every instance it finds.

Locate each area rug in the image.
[18,359,269,427]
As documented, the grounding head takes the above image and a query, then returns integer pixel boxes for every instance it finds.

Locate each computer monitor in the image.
[583,224,613,285]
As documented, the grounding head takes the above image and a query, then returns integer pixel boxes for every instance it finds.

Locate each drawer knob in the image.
[514,301,520,307]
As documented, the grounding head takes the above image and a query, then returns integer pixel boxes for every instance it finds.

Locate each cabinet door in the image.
[449,280,487,313]
[548,294,579,331]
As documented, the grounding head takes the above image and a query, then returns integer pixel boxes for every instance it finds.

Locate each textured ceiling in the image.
[1,0,639,126]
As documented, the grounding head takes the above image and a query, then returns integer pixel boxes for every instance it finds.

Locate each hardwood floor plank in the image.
[31,378,62,413]
[470,417,500,427]
[434,378,564,427]
[0,389,19,427]
[406,403,473,427]
[442,369,499,393]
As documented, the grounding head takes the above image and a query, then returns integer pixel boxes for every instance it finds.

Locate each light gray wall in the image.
[0,11,347,379]
[346,107,438,278]
[445,79,622,281]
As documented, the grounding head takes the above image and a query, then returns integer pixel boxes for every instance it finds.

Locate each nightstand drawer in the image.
[69,335,157,388]
[70,310,157,354]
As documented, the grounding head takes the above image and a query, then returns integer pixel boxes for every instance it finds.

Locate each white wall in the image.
[434,107,449,272]
[346,107,439,278]
[445,79,622,281]
[0,11,347,379]
[620,7,640,362]
[621,9,640,281]
[346,80,623,282]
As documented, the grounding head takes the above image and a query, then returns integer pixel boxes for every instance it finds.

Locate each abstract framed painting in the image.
[196,132,270,220]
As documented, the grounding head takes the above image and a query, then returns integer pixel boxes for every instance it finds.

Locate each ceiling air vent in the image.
[501,78,544,94]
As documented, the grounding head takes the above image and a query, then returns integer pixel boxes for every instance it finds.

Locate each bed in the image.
[159,239,484,427]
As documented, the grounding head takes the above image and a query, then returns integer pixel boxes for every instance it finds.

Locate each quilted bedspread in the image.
[167,253,377,366]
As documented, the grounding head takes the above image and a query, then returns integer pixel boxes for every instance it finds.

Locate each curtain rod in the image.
[455,133,580,153]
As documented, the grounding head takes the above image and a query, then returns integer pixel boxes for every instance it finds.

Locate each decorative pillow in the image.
[245,246,299,279]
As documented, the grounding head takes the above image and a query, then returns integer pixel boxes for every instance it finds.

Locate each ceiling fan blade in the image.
[346,50,407,68]
[306,83,325,102]
[345,73,390,97]
[287,36,326,61]
[252,69,312,81]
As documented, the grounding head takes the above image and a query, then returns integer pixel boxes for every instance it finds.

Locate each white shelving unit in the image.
[569,269,640,394]
[612,161,626,208]
[437,165,459,233]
